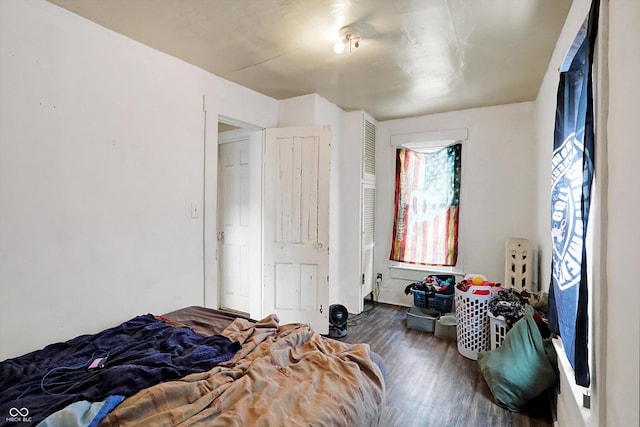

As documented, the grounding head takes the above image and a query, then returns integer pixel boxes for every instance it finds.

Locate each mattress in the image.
[0,306,385,427]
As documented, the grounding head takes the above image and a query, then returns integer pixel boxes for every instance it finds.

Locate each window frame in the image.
[389,128,468,277]
[551,4,603,416]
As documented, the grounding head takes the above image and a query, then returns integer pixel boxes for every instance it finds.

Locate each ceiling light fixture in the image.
[333,26,361,54]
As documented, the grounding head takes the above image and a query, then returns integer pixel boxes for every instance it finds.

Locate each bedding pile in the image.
[0,311,385,426]
[100,314,385,426]
[0,314,241,426]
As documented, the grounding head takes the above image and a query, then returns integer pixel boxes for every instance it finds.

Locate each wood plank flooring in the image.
[335,302,554,427]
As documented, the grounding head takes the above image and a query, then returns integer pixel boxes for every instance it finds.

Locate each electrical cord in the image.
[39,350,110,396]
[374,275,382,302]
[347,300,376,327]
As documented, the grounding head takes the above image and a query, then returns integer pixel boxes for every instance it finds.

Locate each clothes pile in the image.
[403,275,455,296]
[489,288,550,338]
[488,288,526,328]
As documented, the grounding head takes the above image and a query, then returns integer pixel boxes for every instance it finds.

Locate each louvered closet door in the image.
[361,183,376,297]
[363,119,376,180]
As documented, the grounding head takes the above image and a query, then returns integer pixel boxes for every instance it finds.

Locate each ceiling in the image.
[47,0,572,121]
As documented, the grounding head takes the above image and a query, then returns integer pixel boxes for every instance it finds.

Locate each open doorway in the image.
[215,118,263,318]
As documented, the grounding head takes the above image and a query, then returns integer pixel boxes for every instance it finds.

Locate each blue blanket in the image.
[0,314,241,426]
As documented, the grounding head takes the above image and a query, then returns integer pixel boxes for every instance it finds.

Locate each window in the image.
[389,143,462,267]
[548,0,599,390]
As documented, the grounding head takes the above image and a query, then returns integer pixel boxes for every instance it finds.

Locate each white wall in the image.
[375,103,538,306]
[0,0,278,360]
[535,1,640,426]
[603,1,639,426]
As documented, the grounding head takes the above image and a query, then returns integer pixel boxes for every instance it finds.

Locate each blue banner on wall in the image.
[548,0,599,388]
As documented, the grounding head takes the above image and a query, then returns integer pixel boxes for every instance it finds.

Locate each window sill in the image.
[552,337,593,426]
[388,263,464,281]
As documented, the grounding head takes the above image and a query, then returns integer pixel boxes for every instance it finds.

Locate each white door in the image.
[263,126,330,334]
[217,129,262,317]
[360,183,376,311]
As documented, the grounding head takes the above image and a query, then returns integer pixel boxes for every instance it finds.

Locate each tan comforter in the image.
[100,315,385,426]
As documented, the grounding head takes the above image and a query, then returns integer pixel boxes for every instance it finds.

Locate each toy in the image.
[472,275,485,285]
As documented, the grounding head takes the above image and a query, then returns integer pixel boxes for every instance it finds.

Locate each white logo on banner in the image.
[551,132,584,291]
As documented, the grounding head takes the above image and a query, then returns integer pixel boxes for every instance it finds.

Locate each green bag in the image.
[477,305,558,412]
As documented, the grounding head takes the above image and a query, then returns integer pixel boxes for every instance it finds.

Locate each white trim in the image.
[388,262,465,282]
[389,127,468,272]
[218,127,257,144]
[218,115,262,131]
[391,128,468,151]
[553,338,594,427]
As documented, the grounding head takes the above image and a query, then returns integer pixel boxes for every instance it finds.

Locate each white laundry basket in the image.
[455,284,493,360]
[488,312,509,350]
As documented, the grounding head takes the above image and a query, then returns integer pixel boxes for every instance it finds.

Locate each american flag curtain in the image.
[390,144,461,266]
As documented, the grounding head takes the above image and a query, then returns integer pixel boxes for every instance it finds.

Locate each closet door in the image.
[361,183,376,298]
[359,116,377,311]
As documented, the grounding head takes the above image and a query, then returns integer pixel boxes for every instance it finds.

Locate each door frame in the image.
[216,128,262,317]
[204,115,263,319]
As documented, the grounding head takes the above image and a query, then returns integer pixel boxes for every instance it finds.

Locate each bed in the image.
[0,306,386,426]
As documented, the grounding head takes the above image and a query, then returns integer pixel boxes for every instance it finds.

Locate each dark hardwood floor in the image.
[336,302,553,427]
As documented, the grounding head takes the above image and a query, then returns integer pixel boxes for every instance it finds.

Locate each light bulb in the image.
[333,40,345,54]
